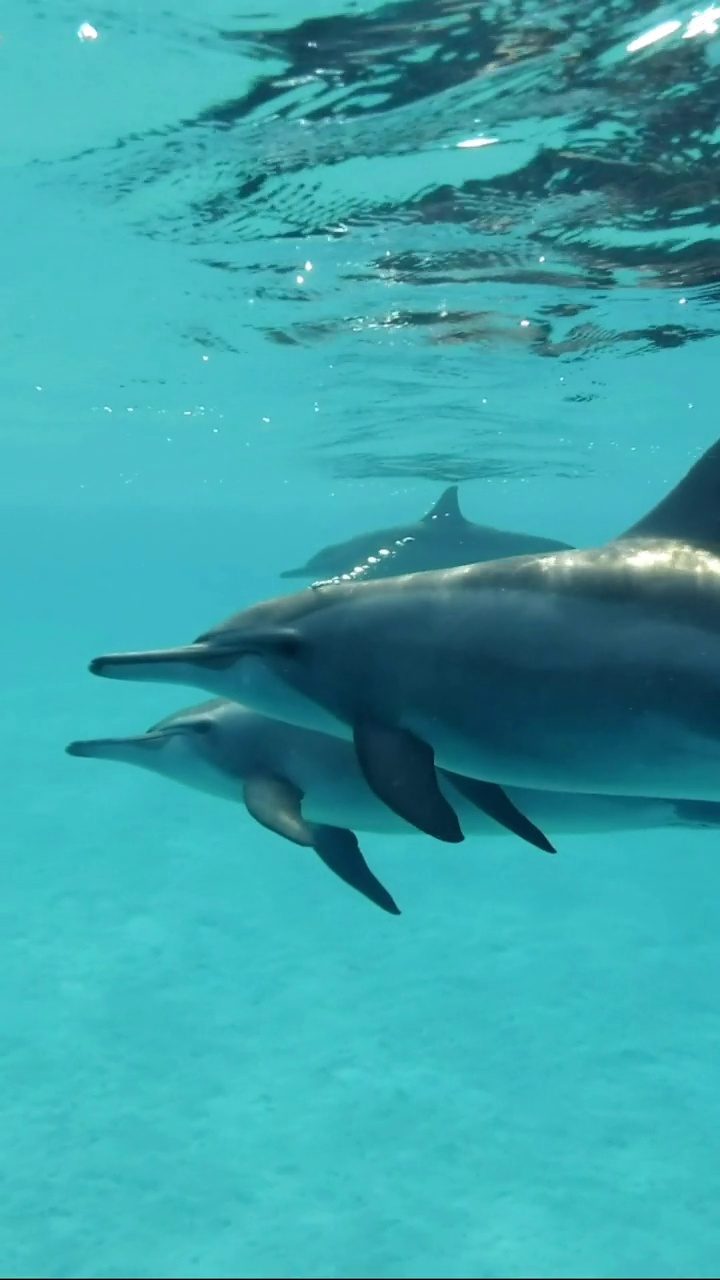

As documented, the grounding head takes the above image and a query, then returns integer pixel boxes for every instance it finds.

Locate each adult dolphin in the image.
[280,485,573,583]
[88,438,720,845]
[66,697,720,915]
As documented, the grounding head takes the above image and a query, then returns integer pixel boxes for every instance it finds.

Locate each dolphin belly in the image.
[209,716,694,838]
[290,747,689,838]
[452,786,681,835]
[300,774,700,838]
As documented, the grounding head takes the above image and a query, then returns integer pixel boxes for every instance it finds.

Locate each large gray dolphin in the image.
[88,438,720,846]
[65,697,720,914]
[280,484,573,583]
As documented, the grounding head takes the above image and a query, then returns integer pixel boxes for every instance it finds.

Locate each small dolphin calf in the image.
[89,438,720,846]
[66,698,720,915]
[68,699,401,916]
[280,485,573,583]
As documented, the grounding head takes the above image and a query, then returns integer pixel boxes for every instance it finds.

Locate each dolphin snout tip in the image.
[65,740,89,757]
[90,654,133,678]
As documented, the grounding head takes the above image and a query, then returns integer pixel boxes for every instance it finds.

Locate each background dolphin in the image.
[88,437,720,847]
[280,484,573,583]
[66,698,720,915]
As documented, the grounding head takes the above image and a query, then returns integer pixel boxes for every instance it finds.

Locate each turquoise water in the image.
[4,2,720,1276]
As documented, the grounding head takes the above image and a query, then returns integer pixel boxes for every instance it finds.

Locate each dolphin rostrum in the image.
[88,438,720,846]
[280,484,573,584]
[66,698,720,914]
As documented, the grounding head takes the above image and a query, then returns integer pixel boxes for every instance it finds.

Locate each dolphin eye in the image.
[193,627,303,665]
[268,632,303,659]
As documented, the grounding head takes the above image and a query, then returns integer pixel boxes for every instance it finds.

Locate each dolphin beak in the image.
[279,566,309,579]
[89,644,237,682]
[65,735,150,757]
[66,738,105,757]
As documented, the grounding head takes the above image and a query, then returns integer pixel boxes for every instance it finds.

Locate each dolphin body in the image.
[66,697,720,916]
[89,437,720,848]
[280,484,573,583]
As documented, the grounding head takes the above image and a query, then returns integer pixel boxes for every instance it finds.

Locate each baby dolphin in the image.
[66,698,720,914]
[67,699,401,916]
[280,484,573,583]
[89,438,720,846]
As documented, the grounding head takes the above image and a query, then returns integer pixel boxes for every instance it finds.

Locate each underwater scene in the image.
[3,1,720,1276]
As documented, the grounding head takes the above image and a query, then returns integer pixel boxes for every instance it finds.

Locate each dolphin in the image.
[67,699,400,916]
[280,484,573,583]
[66,698,720,915]
[88,438,720,846]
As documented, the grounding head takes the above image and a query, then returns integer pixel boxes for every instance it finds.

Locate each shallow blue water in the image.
[3,3,720,1276]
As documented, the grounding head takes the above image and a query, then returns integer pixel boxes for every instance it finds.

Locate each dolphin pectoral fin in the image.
[439,770,557,853]
[309,825,401,916]
[352,720,464,844]
[243,775,401,913]
[243,774,314,847]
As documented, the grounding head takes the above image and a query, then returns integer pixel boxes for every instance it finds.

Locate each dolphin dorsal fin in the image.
[422,485,464,525]
[616,437,720,549]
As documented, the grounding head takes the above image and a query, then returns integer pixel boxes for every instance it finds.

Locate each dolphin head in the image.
[279,532,406,582]
[280,550,336,579]
[66,719,207,770]
[89,584,357,737]
[66,701,220,785]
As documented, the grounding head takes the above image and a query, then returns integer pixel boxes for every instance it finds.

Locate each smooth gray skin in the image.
[66,697,720,840]
[280,485,573,584]
[88,438,720,822]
